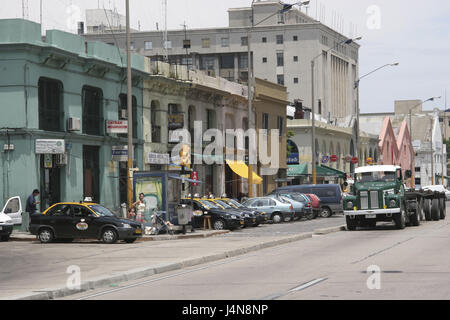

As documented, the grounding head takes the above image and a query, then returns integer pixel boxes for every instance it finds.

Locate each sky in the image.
[2,0,450,113]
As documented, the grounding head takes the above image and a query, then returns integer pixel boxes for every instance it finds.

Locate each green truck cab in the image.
[344,165,411,230]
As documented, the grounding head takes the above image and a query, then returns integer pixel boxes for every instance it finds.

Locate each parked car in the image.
[205,199,256,228]
[269,192,313,220]
[180,198,244,230]
[221,198,267,225]
[0,210,14,241]
[241,197,294,224]
[305,194,321,219]
[274,184,343,218]
[267,194,305,221]
[30,202,143,244]
[1,196,23,225]
[422,185,450,201]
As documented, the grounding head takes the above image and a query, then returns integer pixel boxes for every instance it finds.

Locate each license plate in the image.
[240,221,244,225]
[135,229,142,234]
[366,214,376,219]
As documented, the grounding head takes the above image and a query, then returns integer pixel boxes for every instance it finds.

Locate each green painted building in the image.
[0,19,147,213]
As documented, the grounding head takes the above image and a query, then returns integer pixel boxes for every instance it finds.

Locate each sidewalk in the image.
[2,224,346,300]
[9,229,230,242]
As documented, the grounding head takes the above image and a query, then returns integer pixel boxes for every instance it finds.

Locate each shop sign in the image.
[191,171,199,187]
[322,155,330,164]
[330,155,338,162]
[112,146,128,162]
[36,139,65,154]
[147,152,170,165]
[106,120,128,134]
[344,155,353,163]
[287,153,299,165]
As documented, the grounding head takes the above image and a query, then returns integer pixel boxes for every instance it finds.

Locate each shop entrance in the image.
[119,161,128,205]
[40,155,61,210]
[83,146,100,203]
[225,165,240,199]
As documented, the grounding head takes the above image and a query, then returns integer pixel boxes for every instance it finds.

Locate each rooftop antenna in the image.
[163,0,168,62]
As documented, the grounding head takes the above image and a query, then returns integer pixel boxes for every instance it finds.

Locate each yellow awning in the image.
[225,160,263,184]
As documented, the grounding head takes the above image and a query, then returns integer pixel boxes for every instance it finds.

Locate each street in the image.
[61,211,449,300]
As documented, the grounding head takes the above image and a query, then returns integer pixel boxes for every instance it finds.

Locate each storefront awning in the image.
[225,160,263,184]
[287,164,308,177]
[317,165,346,177]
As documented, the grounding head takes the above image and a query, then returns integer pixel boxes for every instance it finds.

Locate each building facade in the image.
[84,0,360,122]
[0,19,146,211]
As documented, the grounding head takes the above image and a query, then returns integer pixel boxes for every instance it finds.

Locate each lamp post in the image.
[354,62,399,168]
[310,36,361,184]
[247,1,309,197]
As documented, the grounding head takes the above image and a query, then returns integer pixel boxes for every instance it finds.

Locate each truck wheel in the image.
[441,200,447,220]
[424,199,432,221]
[409,209,420,227]
[431,199,440,221]
[346,216,357,231]
[394,210,406,230]
[439,198,445,220]
[1,235,10,242]
[418,198,425,221]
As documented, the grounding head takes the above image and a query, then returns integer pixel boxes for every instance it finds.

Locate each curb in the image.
[7,225,346,300]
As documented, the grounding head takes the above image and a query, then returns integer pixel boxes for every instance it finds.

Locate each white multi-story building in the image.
[84,0,360,122]
[85,9,127,34]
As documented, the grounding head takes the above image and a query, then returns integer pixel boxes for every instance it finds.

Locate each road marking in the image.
[289,277,328,292]
[351,237,414,264]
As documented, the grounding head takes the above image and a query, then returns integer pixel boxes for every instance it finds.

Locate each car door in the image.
[1,197,22,225]
[45,204,74,237]
[71,205,99,238]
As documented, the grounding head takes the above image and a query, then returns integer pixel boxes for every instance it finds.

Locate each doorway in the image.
[40,155,61,210]
[83,146,100,203]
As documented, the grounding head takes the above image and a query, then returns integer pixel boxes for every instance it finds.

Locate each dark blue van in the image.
[274,184,343,218]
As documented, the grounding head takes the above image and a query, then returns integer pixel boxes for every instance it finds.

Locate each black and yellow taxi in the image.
[180,197,244,230]
[30,201,143,244]
[207,198,258,228]
[221,198,267,226]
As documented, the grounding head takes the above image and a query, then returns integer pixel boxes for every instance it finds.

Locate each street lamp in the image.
[408,96,441,188]
[354,62,399,167]
[310,36,362,184]
[246,1,309,197]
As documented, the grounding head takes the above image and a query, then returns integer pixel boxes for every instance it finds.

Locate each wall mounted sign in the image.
[106,120,128,134]
[35,140,65,154]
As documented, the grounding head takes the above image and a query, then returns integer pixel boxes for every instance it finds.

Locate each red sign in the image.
[352,157,359,164]
[330,155,338,163]
[106,120,128,134]
[191,171,199,187]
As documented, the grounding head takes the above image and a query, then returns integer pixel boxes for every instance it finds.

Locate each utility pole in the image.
[126,0,134,208]
[431,117,434,185]
[311,60,317,184]
[40,0,42,26]
[247,25,254,198]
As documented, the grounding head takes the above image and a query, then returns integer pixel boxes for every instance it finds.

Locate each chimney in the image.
[77,21,84,35]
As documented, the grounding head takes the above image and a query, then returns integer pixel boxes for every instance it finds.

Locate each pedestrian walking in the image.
[23,189,40,232]
[133,193,146,223]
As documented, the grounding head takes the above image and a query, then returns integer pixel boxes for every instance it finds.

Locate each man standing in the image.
[22,189,40,232]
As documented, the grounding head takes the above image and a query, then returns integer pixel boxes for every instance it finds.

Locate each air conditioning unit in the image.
[56,153,68,166]
[67,117,81,132]
[120,109,128,120]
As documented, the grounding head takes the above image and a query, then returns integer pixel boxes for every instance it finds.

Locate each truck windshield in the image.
[356,171,396,183]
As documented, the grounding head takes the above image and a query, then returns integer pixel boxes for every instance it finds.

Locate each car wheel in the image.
[124,238,137,243]
[213,219,226,230]
[320,207,332,218]
[431,199,440,221]
[38,228,54,243]
[394,210,406,230]
[101,228,118,244]
[1,235,10,242]
[272,213,282,224]
[306,212,315,220]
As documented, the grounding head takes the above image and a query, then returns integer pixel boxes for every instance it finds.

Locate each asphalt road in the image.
[67,213,450,300]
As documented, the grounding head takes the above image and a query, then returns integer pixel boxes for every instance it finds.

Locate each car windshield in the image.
[356,171,396,183]
[215,200,232,209]
[199,200,220,209]
[227,199,243,208]
[88,205,116,217]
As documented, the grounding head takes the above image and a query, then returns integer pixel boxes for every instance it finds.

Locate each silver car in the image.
[242,197,294,224]
[268,194,305,221]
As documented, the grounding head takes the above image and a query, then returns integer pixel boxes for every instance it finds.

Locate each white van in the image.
[1,196,23,225]
[0,209,14,241]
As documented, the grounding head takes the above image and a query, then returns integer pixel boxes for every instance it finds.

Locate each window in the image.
[38,78,63,132]
[293,35,298,41]
[238,54,248,69]
[277,52,284,66]
[277,116,283,136]
[119,94,138,139]
[151,101,161,143]
[415,178,421,186]
[144,41,152,50]
[294,77,299,84]
[263,113,269,130]
[164,41,172,49]
[318,100,322,115]
[415,167,421,172]
[219,54,234,69]
[262,57,267,63]
[221,37,229,47]
[277,75,285,86]
[207,109,215,129]
[262,37,267,43]
[200,56,216,70]
[241,36,248,46]
[73,206,93,217]
[82,86,103,136]
[130,42,135,50]
[293,56,298,62]
[202,38,211,48]
[276,35,284,45]
[278,12,285,24]
[47,204,71,217]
